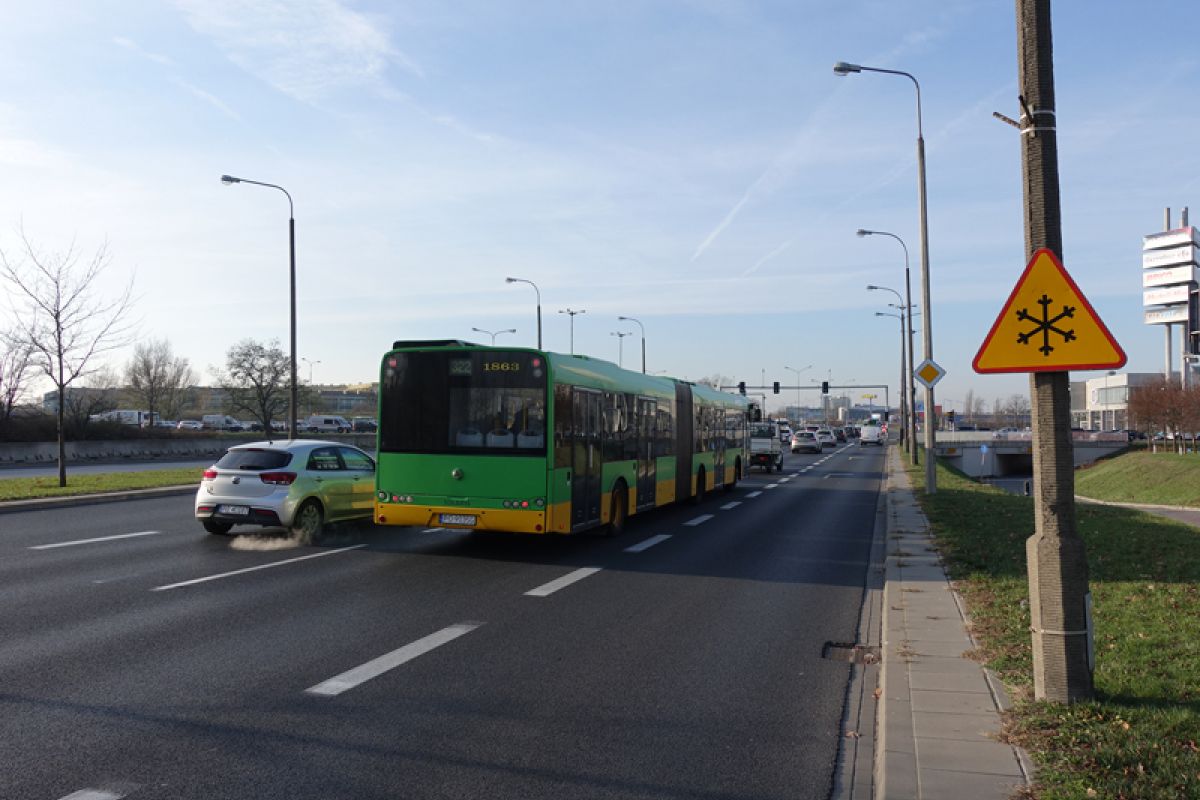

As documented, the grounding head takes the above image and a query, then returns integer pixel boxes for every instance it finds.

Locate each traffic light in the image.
[821,381,829,394]
[772,381,780,394]
[738,381,746,395]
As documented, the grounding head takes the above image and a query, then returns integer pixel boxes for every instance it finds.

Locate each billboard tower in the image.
[1142,207,1199,385]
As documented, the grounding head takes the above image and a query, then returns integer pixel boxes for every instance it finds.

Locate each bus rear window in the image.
[380,350,547,455]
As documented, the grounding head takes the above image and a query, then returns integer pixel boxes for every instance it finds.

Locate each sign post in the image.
[977,0,1127,704]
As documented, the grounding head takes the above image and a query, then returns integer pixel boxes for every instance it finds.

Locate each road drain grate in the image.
[822,641,881,664]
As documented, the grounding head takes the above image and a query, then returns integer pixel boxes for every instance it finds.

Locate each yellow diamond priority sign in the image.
[913,359,945,389]
[973,248,1126,373]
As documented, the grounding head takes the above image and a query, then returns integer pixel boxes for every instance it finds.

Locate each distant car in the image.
[305,415,352,434]
[270,420,288,432]
[815,428,836,448]
[352,417,377,432]
[859,422,884,446]
[195,440,376,539]
[833,427,847,442]
[790,430,821,454]
[177,420,204,431]
[154,419,178,429]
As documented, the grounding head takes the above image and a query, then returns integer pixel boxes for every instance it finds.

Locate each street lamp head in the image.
[856,228,873,237]
[220,174,240,184]
[833,61,862,76]
[866,284,880,291]
[504,277,517,283]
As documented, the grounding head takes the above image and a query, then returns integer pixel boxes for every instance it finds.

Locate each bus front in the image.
[374,346,554,533]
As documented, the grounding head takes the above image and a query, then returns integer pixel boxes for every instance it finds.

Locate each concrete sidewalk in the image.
[877,445,1032,799]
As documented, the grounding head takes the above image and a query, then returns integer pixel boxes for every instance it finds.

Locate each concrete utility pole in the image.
[1016,0,1094,703]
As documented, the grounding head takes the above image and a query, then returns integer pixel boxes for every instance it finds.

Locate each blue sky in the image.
[3,1,1198,415]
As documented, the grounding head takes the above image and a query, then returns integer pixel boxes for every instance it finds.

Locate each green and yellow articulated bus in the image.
[374,339,748,534]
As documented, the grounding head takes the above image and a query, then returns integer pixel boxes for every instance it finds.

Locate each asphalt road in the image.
[0,443,884,800]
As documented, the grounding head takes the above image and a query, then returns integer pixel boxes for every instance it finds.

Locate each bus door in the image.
[571,388,602,529]
[675,383,693,501]
[713,408,726,486]
[637,397,656,510]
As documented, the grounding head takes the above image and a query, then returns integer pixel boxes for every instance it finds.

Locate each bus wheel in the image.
[724,459,740,491]
[691,467,706,505]
[607,482,628,536]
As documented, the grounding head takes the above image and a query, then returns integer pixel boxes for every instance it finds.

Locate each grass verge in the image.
[0,468,202,501]
[908,456,1200,800]
[1075,449,1200,507]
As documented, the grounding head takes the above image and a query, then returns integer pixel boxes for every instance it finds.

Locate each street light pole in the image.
[617,316,646,373]
[860,229,918,466]
[835,61,937,493]
[221,174,297,440]
[505,277,542,349]
[471,327,517,347]
[783,364,813,420]
[558,308,586,354]
[611,331,632,368]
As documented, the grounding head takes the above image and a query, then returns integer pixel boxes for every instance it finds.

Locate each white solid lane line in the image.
[683,514,714,526]
[31,531,162,550]
[151,545,367,592]
[525,567,603,597]
[720,501,741,510]
[624,534,672,553]
[59,791,124,800]
[306,622,481,697]
[746,491,762,498]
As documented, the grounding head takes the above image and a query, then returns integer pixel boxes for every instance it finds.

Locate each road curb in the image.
[0,485,196,514]
[1075,494,1200,512]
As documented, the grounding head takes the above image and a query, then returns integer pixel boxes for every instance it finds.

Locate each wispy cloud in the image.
[113,36,173,66]
[174,0,422,105]
[742,240,792,277]
[171,78,242,121]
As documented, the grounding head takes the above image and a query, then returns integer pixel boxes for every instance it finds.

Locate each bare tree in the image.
[215,338,291,431]
[63,366,122,434]
[1,233,135,485]
[0,332,34,427]
[1003,393,1032,429]
[125,338,195,425]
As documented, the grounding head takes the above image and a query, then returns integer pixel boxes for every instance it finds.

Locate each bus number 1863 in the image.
[483,362,520,372]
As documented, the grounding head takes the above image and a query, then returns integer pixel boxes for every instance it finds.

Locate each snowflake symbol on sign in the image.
[1015,294,1076,356]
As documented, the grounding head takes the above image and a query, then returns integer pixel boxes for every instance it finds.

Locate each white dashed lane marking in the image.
[684,514,714,526]
[525,567,603,597]
[31,531,162,550]
[745,491,762,498]
[765,484,779,489]
[720,501,741,510]
[151,545,367,592]
[624,534,672,553]
[306,623,481,697]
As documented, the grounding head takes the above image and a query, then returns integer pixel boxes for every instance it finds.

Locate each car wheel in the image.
[291,499,325,544]
[203,520,233,535]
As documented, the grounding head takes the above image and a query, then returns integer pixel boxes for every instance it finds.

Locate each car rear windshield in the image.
[215,448,293,471]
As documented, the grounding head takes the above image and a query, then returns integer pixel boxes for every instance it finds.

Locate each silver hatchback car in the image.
[195,440,375,539]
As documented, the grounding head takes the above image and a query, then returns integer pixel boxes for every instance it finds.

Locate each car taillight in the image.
[203,469,218,480]
[260,471,297,485]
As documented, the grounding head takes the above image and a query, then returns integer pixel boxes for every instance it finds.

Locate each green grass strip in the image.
[908,453,1200,800]
[0,467,203,501]
[1076,449,1200,507]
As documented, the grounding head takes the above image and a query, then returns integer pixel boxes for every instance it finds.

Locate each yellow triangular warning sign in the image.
[973,248,1126,373]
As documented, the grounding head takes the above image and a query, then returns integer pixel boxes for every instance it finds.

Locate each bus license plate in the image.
[439,513,477,526]
[219,505,250,515]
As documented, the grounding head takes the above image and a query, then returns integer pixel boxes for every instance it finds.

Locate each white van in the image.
[202,414,246,431]
[859,421,884,446]
[305,415,351,433]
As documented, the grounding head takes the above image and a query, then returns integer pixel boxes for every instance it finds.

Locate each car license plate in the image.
[439,513,477,526]
[219,505,250,515]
